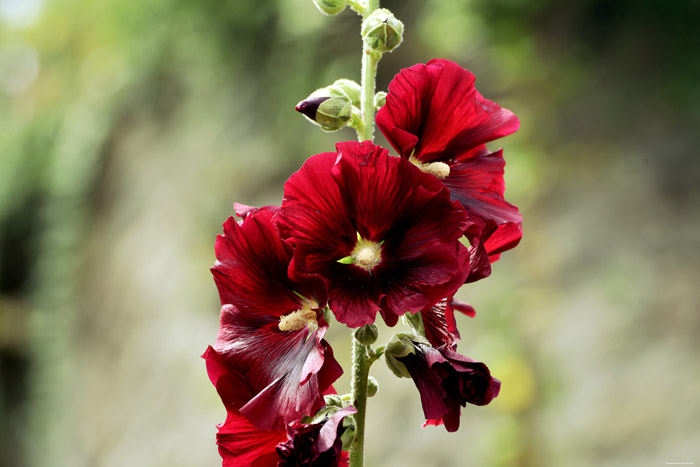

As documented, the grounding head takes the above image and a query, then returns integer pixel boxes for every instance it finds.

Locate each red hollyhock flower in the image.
[204,347,353,467]
[211,210,342,430]
[278,141,470,328]
[376,59,522,280]
[276,406,356,466]
[396,340,500,432]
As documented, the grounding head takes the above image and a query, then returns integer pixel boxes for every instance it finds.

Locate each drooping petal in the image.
[420,298,461,350]
[398,341,500,432]
[278,141,470,328]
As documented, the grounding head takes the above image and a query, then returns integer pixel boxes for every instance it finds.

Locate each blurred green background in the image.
[1,0,699,466]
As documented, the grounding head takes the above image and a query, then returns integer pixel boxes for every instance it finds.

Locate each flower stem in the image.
[349,335,370,467]
[350,3,380,466]
[357,0,380,142]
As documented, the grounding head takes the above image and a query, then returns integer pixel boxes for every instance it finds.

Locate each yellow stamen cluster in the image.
[409,155,451,179]
[278,299,319,332]
[338,234,383,273]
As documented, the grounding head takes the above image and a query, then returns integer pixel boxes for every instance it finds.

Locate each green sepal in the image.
[337,255,355,264]
[312,0,347,16]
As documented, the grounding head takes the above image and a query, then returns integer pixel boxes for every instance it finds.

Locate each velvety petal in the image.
[279,141,470,328]
[203,346,286,467]
[276,407,356,467]
[445,147,521,226]
[212,210,323,314]
[214,304,341,431]
[377,59,519,163]
[421,298,461,349]
[398,341,500,433]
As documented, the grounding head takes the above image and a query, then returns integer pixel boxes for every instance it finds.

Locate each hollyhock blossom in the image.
[278,141,470,328]
[395,340,500,432]
[204,347,353,467]
[376,59,522,280]
[211,210,342,430]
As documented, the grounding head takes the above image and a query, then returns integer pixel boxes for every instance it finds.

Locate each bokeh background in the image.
[1,0,699,466]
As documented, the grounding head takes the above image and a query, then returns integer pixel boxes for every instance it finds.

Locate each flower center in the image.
[355,244,381,270]
[337,233,383,273]
[409,156,450,179]
[278,299,319,332]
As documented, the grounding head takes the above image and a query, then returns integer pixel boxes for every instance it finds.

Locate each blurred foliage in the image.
[1,0,699,466]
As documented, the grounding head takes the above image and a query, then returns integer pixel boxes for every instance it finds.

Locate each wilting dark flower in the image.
[376,59,522,280]
[278,141,470,328]
[210,210,342,430]
[276,406,356,466]
[395,339,500,432]
[204,347,352,467]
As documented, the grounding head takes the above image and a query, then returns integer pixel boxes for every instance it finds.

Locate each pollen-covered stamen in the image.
[337,234,383,273]
[409,155,451,179]
[278,299,319,332]
[356,246,380,269]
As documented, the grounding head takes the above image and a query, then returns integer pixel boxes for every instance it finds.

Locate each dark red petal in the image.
[377,59,519,163]
[450,297,476,318]
[203,347,286,467]
[233,202,281,220]
[445,147,521,226]
[212,211,301,313]
[218,411,286,467]
[215,305,341,430]
[399,347,450,420]
[421,298,461,349]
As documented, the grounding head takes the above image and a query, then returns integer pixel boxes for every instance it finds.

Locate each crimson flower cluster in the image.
[204,59,520,466]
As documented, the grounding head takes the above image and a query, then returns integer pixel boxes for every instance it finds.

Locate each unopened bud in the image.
[296,90,352,131]
[361,9,404,53]
[312,0,347,16]
[374,91,387,110]
[384,333,416,378]
[355,324,379,346]
[367,376,379,397]
[331,79,361,107]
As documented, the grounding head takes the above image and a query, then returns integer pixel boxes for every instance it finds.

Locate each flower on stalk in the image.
[204,347,353,467]
[376,59,522,280]
[278,141,471,328]
[211,210,342,430]
[388,336,500,432]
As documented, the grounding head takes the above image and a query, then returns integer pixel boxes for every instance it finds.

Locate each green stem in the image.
[350,3,380,466]
[357,0,380,142]
[349,335,370,467]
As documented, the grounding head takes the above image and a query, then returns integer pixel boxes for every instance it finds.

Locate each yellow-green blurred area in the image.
[1,0,699,465]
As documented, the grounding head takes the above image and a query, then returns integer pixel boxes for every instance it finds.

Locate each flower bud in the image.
[384,333,417,378]
[367,376,379,397]
[312,0,347,16]
[330,78,361,107]
[361,9,404,53]
[324,394,344,408]
[296,88,352,132]
[354,323,379,346]
[374,91,387,110]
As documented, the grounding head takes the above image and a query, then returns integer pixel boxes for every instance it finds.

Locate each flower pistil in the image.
[338,233,383,273]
